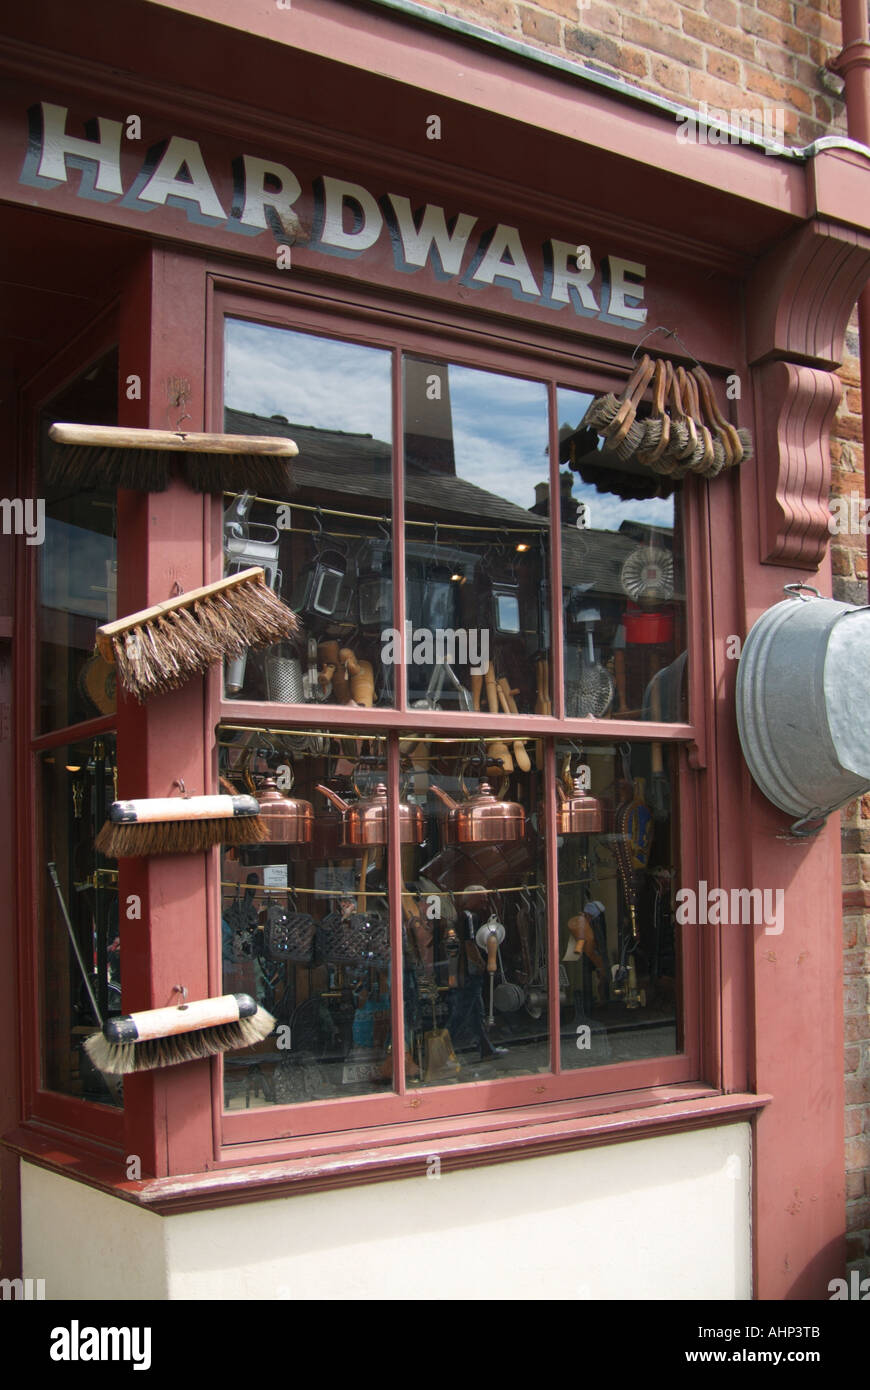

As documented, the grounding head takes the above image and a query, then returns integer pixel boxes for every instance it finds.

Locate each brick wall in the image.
[419,0,848,142]
[418,0,869,1284]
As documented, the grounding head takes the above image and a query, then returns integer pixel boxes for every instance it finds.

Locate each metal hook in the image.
[784,583,822,603]
[174,778,189,798]
[173,984,189,1010]
[631,326,701,369]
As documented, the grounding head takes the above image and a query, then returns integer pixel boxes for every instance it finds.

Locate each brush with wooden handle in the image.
[97,567,299,702]
[84,988,276,1074]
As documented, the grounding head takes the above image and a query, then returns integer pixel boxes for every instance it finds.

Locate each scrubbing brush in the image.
[96,566,299,701]
[84,988,276,1074]
[48,422,298,494]
[95,788,268,857]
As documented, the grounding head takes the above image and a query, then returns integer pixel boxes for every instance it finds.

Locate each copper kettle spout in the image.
[430,784,459,812]
[316,784,351,815]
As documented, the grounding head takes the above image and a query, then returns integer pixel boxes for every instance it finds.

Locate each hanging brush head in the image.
[96,566,299,701]
[84,989,276,1074]
[48,423,298,494]
[95,788,268,857]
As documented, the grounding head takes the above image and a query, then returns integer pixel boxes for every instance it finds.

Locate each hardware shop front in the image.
[1,0,868,1301]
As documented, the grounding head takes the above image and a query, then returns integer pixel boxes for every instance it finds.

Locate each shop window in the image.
[557,386,686,723]
[37,733,120,1106]
[33,349,120,1110]
[38,350,118,733]
[222,319,394,706]
[209,295,699,1133]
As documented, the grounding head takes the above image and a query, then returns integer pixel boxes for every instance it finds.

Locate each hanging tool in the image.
[96,568,299,702]
[84,985,276,1074]
[95,782,267,856]
[48,421,297,494]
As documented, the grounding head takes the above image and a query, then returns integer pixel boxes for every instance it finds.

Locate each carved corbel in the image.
[746,218,870,569]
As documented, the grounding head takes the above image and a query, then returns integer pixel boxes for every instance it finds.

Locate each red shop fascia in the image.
[0,0,869,1301]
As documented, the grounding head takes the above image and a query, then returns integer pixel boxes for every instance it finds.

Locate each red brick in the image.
[831,470,865,494]
[707,0,739,22]
[707,51,742,85]
[832,546,853,577]
[793,3,843,43]
[857,552,868,579]
[842,855,861,886]
[846,1013,870,1043]
[844,918,860,949]
[846,1134,870,1170]
[682,12,756,60]
[846,1078,870,1108]
[745,68,814,113]
[643,0,681,25]
[651,55,690,95]
[846,387,863,413]
[577,2,620,35]
[519,5,561,44]
[845,1104,865,1136]
[846,950,870,977]
[461,0,518,28]
[846,1198,870,1229]
[834,413,866,443]
[614,42,651,77]
[838,356,862,389]
[623,15,704,64]
[847,1171,867,1200]
[754,40,797,77]
[565,27,621,65]
[758,0,793,19]
[844,975,869,1011]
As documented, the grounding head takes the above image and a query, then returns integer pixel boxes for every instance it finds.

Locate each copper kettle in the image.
[316,781,425,846]
[431,780,525,844]
[257,777,314,844]
[552,776,605,834]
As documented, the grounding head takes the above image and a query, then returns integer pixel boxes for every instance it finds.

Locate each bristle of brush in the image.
[183,455,295,495]
[737,428,753,462]
[47,444,170,492]
[84,1005,276,1074]
[110,572,299,701]
[96,813,268,857]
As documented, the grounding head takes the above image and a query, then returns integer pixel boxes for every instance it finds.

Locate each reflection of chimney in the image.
[404,359,456,475]
[535,482,549,507]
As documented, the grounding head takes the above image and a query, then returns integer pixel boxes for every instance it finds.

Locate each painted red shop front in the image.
[1,0,868,1301]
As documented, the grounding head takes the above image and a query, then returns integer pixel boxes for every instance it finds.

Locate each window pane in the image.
[223,319,394,706]
[403,359,551,714]
[554,740,680,1067]
[38,733,121,1105]
[38,351,118,734]
[401,736,548,1084]
[219,727,394,1107]
[557,386,687,723]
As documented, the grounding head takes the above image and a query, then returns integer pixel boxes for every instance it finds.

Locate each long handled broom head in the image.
[96,566,299,701]
[96,792,268,857]
[48,423,298,494]
[84,992,276,1074]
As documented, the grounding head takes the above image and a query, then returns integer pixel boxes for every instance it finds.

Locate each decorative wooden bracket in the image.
[746,218,870,570]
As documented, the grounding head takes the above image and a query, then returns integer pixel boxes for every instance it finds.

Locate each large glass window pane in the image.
[557,386,687,723]
[38,733,121,1105]
[554,740,680,1067]
[223,320,394,706]
[403,359,551,716]
[219,727,395,1107]
[400,735,549,1084]
[38,351,118,734]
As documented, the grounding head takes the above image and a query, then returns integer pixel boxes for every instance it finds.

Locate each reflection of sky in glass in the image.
[559,388,674,533]
[447,365,548,510]
[225,319,392,441]
[41,519,115,618]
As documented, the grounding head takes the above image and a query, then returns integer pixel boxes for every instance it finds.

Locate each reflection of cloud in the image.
[225,319,392,441]
[571,480,674,532]
[449,365,548,508]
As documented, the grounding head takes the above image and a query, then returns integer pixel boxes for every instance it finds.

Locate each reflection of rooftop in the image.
[226,408,681,599]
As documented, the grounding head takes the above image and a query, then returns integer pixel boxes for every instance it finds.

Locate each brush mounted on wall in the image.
[84,987,276,1074]
[96,567,300,701]
[95,781,268,856]
[48,422,298,493]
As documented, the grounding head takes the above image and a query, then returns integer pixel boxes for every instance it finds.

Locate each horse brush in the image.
[95,790,268,857]
[96,567,299,701]
[48,422,298,493]
[84,990,276,1074]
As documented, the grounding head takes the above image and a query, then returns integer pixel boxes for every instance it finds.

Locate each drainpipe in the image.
[828,1,870,581]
